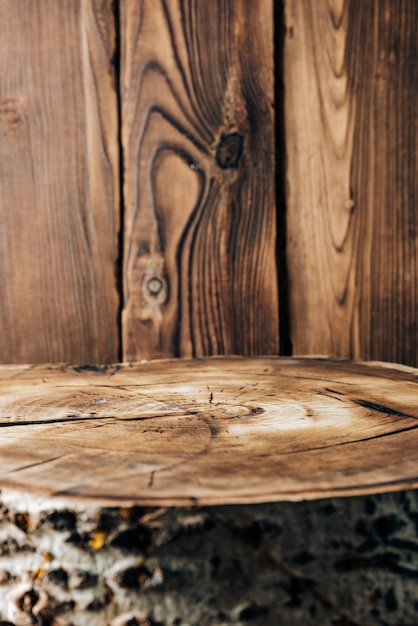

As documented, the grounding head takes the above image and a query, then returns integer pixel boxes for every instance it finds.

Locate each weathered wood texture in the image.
[0,0,120,364]
[284,0,418,366]
[0,357,417,505]
[120,0,278,360]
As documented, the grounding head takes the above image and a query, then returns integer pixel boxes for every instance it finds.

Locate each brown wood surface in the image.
[283,0,418,366]
[0,0,120,364]
[0,357,417,505]
[120,0,278,361]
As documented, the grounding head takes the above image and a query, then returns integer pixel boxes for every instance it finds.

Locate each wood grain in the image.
[283,0,417,365]
[0,357,417,505]
[120,0,278,360]
[0,0,120,363]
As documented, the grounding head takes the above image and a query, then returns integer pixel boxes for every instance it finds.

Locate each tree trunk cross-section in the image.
[120,0,278,360]
[284,0,418,366]
[0,357,417,505]
[0,0,120,364]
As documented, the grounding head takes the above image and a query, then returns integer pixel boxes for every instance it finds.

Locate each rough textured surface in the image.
[2,488,418,625]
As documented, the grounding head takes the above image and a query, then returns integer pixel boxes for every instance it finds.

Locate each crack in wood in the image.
[354,399,416,420]
[9,454,73,475]
[0,412,186,427]
[274,421,418,457]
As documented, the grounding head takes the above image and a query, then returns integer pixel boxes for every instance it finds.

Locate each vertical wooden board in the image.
[284,0,417,366]
[121,0,278,360]
[0,0,120,363]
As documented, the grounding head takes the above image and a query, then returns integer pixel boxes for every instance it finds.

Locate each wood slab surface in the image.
[0,357,417,505]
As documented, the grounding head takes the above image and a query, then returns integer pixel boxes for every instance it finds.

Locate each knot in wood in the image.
[0,98,23,133]
[215,133,243,169]
[146,277,164,297]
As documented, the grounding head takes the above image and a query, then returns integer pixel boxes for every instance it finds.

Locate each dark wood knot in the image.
[215,133,243,169]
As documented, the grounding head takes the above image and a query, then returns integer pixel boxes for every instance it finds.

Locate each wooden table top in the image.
[0,357,417,505]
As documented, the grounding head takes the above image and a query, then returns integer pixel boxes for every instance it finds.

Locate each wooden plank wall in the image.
[120,0,278,360]
[0,0,120,363]
[283,0,417,366]
[0,0,416,367]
